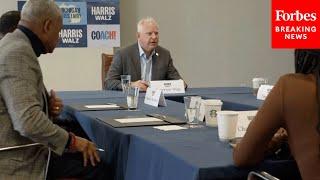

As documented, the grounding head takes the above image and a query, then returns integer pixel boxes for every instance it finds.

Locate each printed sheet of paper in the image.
[85,104,119,109]
[114,117,163,124]
[153,125,187,131]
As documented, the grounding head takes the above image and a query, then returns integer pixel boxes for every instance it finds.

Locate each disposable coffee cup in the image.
[217,111,238,142]
[203,99,223,127]
[252,77,267,95]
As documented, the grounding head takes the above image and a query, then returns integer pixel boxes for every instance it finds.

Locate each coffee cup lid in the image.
[252,77,266,81]
[203,99,223,105]
[217,111,238,116]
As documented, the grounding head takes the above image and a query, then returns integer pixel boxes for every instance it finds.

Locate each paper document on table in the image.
[153,125,187,131]
[85,104,119,109]
[114,117,163,124]
[235,110,258,137]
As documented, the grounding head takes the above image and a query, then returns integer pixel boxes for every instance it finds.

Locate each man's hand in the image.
[49,89,63,118]
[131,80,149,91]
[74,136,101,167]
[273,128,288,141]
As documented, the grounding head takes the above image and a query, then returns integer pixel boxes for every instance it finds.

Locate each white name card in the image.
[235,110,258,137]
[149,79,185,94]
[144,88,167,107]
[257,85,273,100]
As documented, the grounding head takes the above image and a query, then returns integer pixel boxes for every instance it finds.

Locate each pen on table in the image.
[96,148,105,152]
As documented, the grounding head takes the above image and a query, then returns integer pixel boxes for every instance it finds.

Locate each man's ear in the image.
[136,32,140,39]
[43,19,51,33]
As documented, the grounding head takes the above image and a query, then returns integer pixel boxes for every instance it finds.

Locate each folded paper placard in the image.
[257,85,273,100]
[144,88,167,107]
[149,79,185,94]
[235,110,258,137]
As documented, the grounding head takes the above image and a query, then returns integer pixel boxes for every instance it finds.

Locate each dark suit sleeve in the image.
[166,52,182,80]
[105,51,123,90]
[166,52,187,88]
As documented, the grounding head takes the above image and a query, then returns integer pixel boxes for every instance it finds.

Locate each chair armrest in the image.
[0,143,41,152]
[248,171,280,180]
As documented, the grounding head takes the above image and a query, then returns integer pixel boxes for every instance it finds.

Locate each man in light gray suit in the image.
[0,10,65,118]
[105,17,186,91]
[0,0,107,179]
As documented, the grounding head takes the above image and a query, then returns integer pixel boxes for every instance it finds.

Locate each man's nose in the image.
[151,33,158,39]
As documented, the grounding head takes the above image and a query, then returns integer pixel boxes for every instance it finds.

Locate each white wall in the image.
[1,0,294,91]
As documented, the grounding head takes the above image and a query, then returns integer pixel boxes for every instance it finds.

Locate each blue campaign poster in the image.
[17,0,120,48]
[87,1,120,25]
[58,25,87,47]
[57,1,87,25]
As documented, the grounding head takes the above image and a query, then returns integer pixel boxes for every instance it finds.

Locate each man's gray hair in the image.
[137,17,159,33]
[21,0,61,23]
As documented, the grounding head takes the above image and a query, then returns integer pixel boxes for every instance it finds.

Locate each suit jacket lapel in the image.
[151,48,158,80]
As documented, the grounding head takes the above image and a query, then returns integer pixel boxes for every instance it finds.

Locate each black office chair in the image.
[248,171,280,180]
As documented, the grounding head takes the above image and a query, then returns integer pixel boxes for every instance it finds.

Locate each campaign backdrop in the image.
[18,0,120,48]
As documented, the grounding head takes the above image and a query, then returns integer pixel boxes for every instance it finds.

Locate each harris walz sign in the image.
[18,0,120,48]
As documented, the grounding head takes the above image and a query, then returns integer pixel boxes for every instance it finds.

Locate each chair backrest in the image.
[247,171,280,180]
[101,53,113,89]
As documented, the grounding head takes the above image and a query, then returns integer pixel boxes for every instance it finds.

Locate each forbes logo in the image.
[275,10,317,21]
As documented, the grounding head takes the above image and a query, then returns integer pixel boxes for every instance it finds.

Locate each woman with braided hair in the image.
[233,49,320,179]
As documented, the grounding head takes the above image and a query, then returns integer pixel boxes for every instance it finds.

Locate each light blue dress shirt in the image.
[138,42,155,82]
